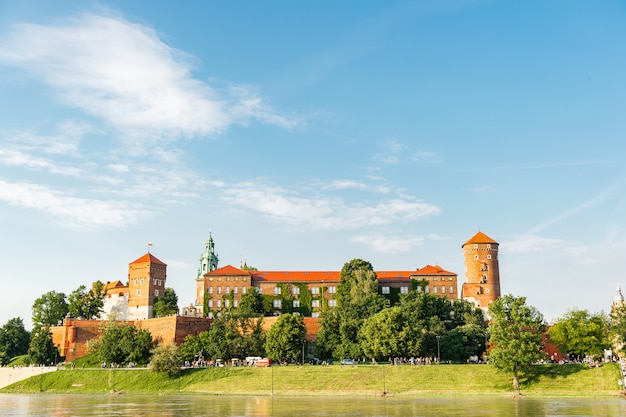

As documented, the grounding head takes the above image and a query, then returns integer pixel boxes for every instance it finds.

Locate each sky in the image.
[1,0,626,331]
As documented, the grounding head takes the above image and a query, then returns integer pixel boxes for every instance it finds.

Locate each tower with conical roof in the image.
[461,231,501,313]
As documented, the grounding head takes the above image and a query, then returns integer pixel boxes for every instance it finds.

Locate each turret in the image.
[461,231,501,314]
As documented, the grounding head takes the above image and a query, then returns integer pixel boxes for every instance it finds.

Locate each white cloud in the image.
[0,13,299,143]
[222,181,440,229]
[504,234,564,253]
[351,234,425,254]
[0,180,148,229]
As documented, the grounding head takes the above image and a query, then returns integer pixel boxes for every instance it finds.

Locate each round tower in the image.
[461,231,501,312]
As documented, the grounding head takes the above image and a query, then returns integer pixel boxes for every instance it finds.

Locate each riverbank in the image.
[1,363,623,397]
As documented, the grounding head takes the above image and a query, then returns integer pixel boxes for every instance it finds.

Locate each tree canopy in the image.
[264,313,306,362]
[548,309,609,360]
[68,282,105,320]
[150,343,183,377]
[488,294,546,390]
[0,317,30,365]
[27,327,58,365]
[32,290,69,328]
[153,287,179,317]
[90,321,153,365]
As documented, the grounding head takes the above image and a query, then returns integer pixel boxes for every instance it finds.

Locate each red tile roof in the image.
[204,265,456,283]
[129,253,167,265]
[462,231,498,247]
[414,264,456,276]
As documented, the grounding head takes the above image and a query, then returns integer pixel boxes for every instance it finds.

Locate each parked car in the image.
[341,359,357,365]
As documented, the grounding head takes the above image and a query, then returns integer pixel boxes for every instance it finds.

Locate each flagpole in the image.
[148,242,153,253]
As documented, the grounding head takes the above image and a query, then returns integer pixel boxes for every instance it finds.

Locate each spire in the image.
[198,231,219,278]
[614,286,624,309]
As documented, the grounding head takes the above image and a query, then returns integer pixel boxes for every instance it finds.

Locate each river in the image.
[0,394,624,416]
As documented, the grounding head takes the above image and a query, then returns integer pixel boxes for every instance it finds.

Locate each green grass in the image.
[1,363,622,397]
[6,355,28,367]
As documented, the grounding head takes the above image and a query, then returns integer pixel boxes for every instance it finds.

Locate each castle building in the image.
[461,231,501,313]
[99,252,167,321]
[189,234,459,318]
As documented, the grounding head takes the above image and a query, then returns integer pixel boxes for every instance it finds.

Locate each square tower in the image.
[127,253,167,320]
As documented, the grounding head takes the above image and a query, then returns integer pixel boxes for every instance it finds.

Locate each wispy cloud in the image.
[504,234,564,253]
[0,12,300,144]
[0,180,148,230]
[374,139,439,165]
[351,234,425,254]
[222,181,440,229]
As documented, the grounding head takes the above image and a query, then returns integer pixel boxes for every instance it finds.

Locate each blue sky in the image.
[1,1,626,330]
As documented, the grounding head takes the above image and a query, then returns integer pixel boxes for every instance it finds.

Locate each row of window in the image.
[208,276,248,282]
[273,286,338,295]
[208,286,248,295]
[381,285,455,294]
[135,289,160,297]
[132,278,163,286]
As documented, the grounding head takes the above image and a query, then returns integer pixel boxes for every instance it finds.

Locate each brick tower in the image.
[461,231,500,313]
[127,253,167,320]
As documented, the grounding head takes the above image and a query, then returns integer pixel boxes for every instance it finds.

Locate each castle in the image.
[54,231,502,360]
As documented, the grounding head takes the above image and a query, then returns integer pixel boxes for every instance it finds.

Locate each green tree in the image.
[441,323,487,362]
[68,283,105,320]
[32,290,69,327]
[153,287,179,317]
[95,321,153,365]
[27,327,58,365]
[548,309,609,360]
[0,317,31,365]
[264,314,306,362]
[315,310,341,359]
[238,287,264,316]
[488,294,546,390]
[337,259,386,319]
[359,306,422,359]
[150,343,183,377]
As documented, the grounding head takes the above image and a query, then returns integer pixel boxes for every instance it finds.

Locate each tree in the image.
[264,314,306,362]
[0,317,30,365]
[150,343,183,377]
[336,259,386,319]
[68,283,105,320]
[359,306,422,359]
[153,287,179,317]
[27,327,58,365]
[94,321,153,365]
[238,287,265,316]
[32,290,69,328]
[488,294,546,390]
[548,309,609,360]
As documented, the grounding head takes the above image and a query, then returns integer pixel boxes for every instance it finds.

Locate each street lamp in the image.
[301,339,307,366]
[436,335,441,364]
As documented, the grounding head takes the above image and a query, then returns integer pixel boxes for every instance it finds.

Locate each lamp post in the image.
[301,339,307,366]
[436,335,441,364]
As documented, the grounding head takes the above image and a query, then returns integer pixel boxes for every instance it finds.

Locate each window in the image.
[311,287,320,295]
[234,300,238,307]
[234,277,238,281]
[154,289,159,297]
[153,279,157,285]
[209,277,213,281]
[233,286,238,294]
[475,255,479,259]
[474,244,478,249]
[449,286,454,294]
[225,286,230,293]
[274,287,281,295]
[217,277,222,282]
[382,286,390,294]
[487,255,492,259]
[217,287,222,295]
[136,290,141,296]
[441,286,445,294]
[242,286,247,294]
[226,277,230,281]
[449,277,453,281]
[425,286,430,293]
[433,286,438,294]
[208,287,213,294]
[312,312,320,318]
[328,286,337,294]
[312,300,320,308]
[208,300,213,308]
[225,299,230,308]
[292,287,300,295]
[487,244,491,249]
[273,299,282,308]
[400,286,409,294]
[417,286,422,293]
[328,299,337,307]
[217,299,222,308]
[140,279,144,285]
[134,279,138,285]
[242,277,246,281]
[433,277,438,281]
[293,300,300,308]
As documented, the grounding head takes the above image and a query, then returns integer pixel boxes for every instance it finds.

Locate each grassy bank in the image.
[1,363,622,397]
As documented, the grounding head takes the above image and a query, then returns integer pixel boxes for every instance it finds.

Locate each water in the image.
[0,394,624,416]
